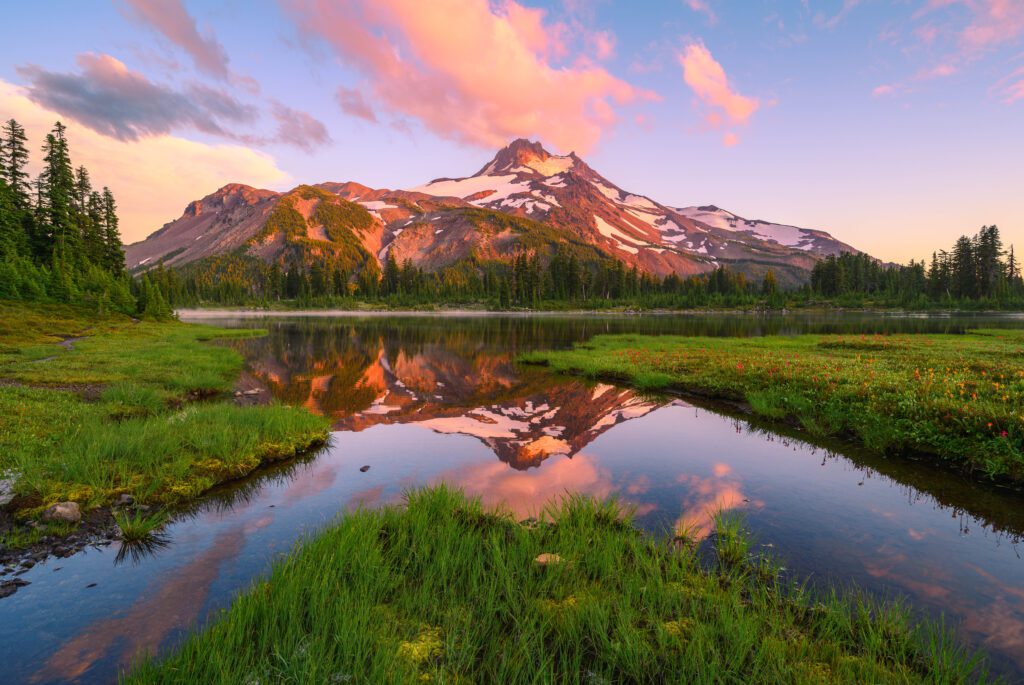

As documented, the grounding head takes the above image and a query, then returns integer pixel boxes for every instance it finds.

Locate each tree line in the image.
[0,118,172,318]
[144,247,781,310]
[810,225,1022,306]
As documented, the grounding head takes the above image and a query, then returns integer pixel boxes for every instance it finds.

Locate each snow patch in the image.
[358,200,397,211]
[594,216,639,254]
[524,155,574,176]
[410,174,531,205]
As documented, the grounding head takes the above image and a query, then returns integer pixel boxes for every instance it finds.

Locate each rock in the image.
[534,553,562,566]
[0,579,29,599]
[242,389,261,395]
[359,465,371,473]
[42,502,81,523]
[234,391,242,397]
[0,474,17,507]
[114,494,135,507]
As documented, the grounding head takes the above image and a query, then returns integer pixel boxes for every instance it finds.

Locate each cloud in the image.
[119,0,231,80]
[589,30,616,60]
[336,86,378,122]
[285,0,656,154]
[0,79,289,243]
[684,0,718,25]
[15,53,330,151]
[270,101,332,151]
[814,0,863,30]
[872,83,898,97]
[16,53,256,141]
[678,42,760,145]
[920,0,1024,55]
[997,66,1024,103]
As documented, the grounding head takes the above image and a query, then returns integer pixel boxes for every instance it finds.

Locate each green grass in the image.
[125,486,991,684]
[114,509,170,543]
[0,300,330,513]
[520,330,1024,482]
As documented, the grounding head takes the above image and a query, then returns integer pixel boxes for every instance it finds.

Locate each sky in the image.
[1,0,1021,262]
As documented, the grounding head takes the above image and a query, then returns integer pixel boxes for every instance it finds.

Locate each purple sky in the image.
[1,0,1021,261]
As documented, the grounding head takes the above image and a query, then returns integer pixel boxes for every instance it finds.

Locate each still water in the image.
[2,312,1023,683]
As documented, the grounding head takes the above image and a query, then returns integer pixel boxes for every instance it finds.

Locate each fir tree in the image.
[101,187,125,273]
[0,119,31,206]
[37,122,78,259]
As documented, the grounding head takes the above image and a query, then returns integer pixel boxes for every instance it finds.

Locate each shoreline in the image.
[176,306,1024,319]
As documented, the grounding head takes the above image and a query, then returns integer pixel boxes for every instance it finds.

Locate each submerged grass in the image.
[521,331,1024,482]
[0,300,330,514]
[126,486,992,684]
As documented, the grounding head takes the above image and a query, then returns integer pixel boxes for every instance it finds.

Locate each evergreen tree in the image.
[37,122,78,260]
[101,187,124,273]
[0,119,31,206]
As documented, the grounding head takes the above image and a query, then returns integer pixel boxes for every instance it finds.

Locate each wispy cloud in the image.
[683,0,718,26]
[118,0,230,80]
[285,0,657,153]
[336,86,377,122]
[814,0,863,30]
[875,1,1024,103]
[270,101,332,151]
[678,42,760,146]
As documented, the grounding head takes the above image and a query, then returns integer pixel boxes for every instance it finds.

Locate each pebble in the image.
[359,465,371,473]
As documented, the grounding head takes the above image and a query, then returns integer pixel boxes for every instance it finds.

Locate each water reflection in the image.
[2,313,1024,684]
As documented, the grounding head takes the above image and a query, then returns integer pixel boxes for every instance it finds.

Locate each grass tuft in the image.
[113,509,169,543]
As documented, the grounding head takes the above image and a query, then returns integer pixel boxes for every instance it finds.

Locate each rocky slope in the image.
[126,139,861,283]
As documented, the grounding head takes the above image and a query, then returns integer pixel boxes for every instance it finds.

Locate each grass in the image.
[520,330,1024,482]
[114,509,169,543]
[125,486,992,684]
[0,300,330,515]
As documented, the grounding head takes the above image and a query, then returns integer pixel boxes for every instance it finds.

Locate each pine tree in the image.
[37,122,78,260]
[761,269,778,295]
[101,187,124,273]
[0,119,31,207]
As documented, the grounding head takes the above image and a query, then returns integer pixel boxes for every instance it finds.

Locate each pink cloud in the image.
[684,0,718,25]
[997,66,1024,103]
[120,0,230,80]
[872,84,897,97]
[916,0,1024,55]
[285,0,655,153]
[336,86,377,122]
[921,63,959,78]
[678,42,760,145]
[270,101,332,151]
[590,30,616,61]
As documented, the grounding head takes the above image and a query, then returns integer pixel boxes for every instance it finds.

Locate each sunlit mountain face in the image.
[233,319,668,470]
[125,140,860,288]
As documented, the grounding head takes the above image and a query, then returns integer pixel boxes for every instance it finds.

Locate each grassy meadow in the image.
[0,301,329,520]
[521,330,1024,483]
[126,486,990,684]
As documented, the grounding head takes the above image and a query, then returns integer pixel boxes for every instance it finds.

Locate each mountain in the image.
[125,139,861,284]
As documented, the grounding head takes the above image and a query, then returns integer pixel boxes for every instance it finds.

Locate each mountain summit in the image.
[125,139,860,285]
